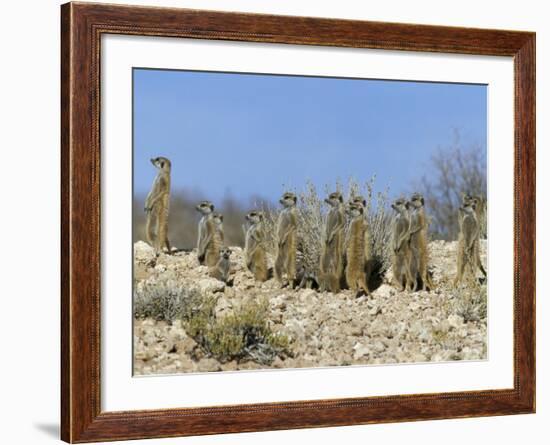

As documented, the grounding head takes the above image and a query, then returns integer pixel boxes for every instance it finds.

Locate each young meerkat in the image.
[408,193,434,291]
[195,201,219,266]
[454,200,481,287]
[274,192,298,288]
[244,211,268,282]
[461,193,487,278]
[391,198,415,292]
[144,156,171,254]
[344,203,369,296]
[209,247,232,283]
[319,192,345,293]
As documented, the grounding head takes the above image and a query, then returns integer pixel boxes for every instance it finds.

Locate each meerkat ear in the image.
[421,196,425,205]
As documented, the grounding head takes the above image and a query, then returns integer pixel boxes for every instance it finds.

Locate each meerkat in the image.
[195,201,217,266]
[212,212,225,244]
[408,193,434,291]
[319,192,345,293]
[391,198,415,292]
[244,211,268,282]
[350,195,372,286]
[274,192,298,288]
[344,203,369,296]
[461,193,487,278]
[454,200,481,287]
[144,156,171,254]
[209,247,232,283]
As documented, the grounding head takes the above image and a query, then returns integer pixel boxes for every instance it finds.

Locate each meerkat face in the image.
[462,193,475,206]
[350,195,367,208]
[324,192,343,207]
[150,156,171,172]
[346,203,363,218]
[279,192,297,208]
[410,193,425,209]
[212,212,223,224]
[246,211,263,224]
[391,198,409,214]
[219,247,232,259]
[460,201,476,215]
[196,200,214,215]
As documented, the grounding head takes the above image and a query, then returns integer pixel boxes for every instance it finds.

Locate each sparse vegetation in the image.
[134,281,203,322]
[187,298,291,365]
[453,285,487,322]
[134,280,290,365]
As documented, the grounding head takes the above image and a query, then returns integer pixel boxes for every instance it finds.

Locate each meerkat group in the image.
[389,192,486,291]
[143,156,486,292]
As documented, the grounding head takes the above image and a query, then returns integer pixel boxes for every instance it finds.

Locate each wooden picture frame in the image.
[61,2,535,442]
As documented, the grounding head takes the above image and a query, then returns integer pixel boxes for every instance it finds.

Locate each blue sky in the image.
[133,68,486,203]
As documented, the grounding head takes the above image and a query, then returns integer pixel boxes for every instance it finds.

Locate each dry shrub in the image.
[134,280,203,321]
[451,284,487,322]
[186,298,291,364]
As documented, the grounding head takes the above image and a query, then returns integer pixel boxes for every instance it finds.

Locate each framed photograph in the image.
[61,2,535,442]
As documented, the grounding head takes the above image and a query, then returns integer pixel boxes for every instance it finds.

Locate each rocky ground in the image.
[133,240,487,375]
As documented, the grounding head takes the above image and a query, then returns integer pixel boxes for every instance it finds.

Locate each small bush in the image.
[134,280,203,321]
[186,298,291,364]
[453,285,487,322]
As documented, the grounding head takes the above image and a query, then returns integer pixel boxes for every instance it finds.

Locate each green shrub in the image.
[186,298,291,364]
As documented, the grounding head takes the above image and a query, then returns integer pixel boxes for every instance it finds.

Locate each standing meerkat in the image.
[350,195,372,286]
[212,212,225,245]
[461,193,487,278]
[274,192,298,288]
[195,201,215,265]
[319,192,345,293]
[209,247,232,283]
[344,203,369,296]
[244,211,268,282]
[144,156,171,254]
[454,200,481,287]
[391,198,414,292]
[408,193,434,291]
